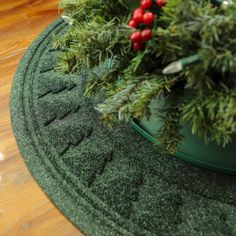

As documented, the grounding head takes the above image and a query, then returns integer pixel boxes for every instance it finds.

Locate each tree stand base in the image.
[131,117,236,175]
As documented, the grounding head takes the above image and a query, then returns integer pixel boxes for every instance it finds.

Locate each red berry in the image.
[133,12,143,23]
[133,8,144,15]
[130,31,142,43]
[128,19,138,28]
[141,29,152,41]
[133,42,145,51]
[143,12,155,25]
[133,8,144,23]
[157,0,166,8]
[141,0,153,10]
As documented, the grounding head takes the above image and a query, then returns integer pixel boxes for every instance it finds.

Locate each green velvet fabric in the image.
[10,19,236,236]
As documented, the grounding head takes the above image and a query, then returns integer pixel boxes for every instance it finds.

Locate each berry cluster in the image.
[129,0,166,51]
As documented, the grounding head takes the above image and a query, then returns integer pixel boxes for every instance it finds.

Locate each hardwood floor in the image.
[0,1,83,235]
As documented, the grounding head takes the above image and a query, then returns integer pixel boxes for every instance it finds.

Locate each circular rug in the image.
[11,19,236,236]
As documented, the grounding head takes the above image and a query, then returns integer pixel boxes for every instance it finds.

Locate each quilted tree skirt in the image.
[10,19,236,236]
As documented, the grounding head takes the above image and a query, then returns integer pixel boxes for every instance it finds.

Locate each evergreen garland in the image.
[55,0,236,154]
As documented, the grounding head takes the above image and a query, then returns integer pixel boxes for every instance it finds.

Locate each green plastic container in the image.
[130,99,236,174]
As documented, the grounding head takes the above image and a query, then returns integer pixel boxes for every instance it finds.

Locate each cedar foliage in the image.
[55,0,236,154]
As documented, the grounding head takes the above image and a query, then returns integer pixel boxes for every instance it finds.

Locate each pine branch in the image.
[56,0,236,152]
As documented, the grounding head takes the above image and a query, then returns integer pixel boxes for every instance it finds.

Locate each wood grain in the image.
[0,1,84,235]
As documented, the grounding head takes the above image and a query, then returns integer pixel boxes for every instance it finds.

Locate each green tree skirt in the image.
[10,19,236,236]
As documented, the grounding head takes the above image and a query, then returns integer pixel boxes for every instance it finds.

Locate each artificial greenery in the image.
[55,0,236,154]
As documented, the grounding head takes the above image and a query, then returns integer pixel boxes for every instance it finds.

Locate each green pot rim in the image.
[130,119,236,175]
